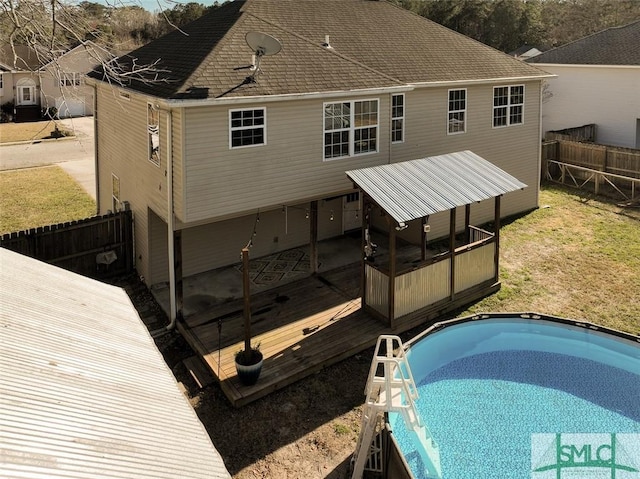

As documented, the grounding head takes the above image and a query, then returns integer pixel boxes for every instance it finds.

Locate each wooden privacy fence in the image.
[544,124,597,142]
[1,210,134,279]
[542,140,640,200]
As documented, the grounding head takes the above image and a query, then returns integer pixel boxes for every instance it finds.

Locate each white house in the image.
[528,20,640,148]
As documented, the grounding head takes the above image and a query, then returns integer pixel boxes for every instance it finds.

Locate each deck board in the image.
[177,263,392,407]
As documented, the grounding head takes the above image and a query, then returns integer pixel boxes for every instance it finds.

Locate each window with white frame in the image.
[112,173,121,212]
[448,89,466,134]
[391,94,404,143]
[229,108,265,148]
[59,72,83,87]
[147,103,160,165]
[493,85,524,128]
[324,99,378,159]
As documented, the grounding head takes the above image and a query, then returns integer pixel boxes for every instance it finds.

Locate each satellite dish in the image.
[245,32,282,57]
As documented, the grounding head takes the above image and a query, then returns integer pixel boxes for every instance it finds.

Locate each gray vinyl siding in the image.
[182,96,391,223]
[95,83,169,283]
[384,81,541,242]
[152,198,345,283]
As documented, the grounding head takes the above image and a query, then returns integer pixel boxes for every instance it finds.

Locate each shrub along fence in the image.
[0,210,134,279]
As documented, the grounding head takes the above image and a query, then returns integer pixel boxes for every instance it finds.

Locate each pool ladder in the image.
[351,335,441,479]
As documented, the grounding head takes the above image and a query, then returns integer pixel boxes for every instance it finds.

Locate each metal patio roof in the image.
[346,150,527,224]
[0,249,231,479]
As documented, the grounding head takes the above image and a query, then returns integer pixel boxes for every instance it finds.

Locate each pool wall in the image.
[371,312,639,479]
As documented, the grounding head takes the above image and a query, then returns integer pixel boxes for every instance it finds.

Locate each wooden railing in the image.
[364,230,496,322]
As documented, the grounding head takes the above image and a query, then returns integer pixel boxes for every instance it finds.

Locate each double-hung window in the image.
[59,72,82,87]
[493,85,524,127]
[448,89,466,134]
[229,108,265,148]
[391,94,404,143]
[324,99,378,160]
[147,103,160,165]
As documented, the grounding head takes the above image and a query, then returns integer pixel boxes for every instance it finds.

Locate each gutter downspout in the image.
[152,108,177,337]
[93,84,100,214]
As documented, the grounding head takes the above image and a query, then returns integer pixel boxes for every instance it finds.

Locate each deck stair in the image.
[351,335,441,479]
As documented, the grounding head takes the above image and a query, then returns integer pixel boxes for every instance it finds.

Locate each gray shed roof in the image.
[0,249,231,479]
[346,150,527,224]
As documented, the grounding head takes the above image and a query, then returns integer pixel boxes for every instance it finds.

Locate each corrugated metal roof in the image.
[0,249,231,479]
[346,150,527,224]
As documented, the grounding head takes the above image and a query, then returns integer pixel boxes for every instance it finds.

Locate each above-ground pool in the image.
[390,315,640,479]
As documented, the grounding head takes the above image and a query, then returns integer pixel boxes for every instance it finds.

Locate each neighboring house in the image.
[509,45,543,61]
[86,0,550,313]
[0,42,109,120]
[0,248,232,479]
[528,20,640,148]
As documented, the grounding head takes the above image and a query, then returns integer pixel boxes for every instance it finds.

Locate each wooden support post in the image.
[494,196,501,283]
[449,207,456,300]
[242,247,252,354]
[174,229,183,322]
[361,198,368,308]
[465,204,471,244]
[388,223,396,329]
[310,200,318,274]
[421,217,427,261]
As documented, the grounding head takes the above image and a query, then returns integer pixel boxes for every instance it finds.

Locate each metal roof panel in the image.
[346,150,527,224]
[0,249,231,479]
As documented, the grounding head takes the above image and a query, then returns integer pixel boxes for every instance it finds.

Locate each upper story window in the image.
[448,89,466,134]
[230,108,265,148]
[324,99,378,160]
[391,94,404,143]
[147,103,160,166]
[60,72,83,87]
[111,173,121,212]
[493,85,524,128]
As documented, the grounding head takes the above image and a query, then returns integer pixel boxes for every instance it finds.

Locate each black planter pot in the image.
[235,349,263,386]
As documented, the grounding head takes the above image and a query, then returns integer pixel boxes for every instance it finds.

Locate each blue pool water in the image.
[390,318,640,479]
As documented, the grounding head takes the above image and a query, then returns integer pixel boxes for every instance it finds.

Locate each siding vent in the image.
[322,35,332,49]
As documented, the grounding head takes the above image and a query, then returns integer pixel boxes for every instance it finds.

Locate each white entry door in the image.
[343,192,361,232]
[17,85,36,105]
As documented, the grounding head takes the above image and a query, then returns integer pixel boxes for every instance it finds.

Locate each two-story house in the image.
[0,42,108,121]
[87,0,549,318]
[528,20,640,148]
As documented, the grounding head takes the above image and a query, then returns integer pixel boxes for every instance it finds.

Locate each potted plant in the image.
[234,247,264,385]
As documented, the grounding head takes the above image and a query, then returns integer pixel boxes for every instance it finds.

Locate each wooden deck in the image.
[178,262,392,407]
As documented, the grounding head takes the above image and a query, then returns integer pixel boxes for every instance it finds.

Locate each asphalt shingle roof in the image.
[528,20,640,66]
[90,0,547,100]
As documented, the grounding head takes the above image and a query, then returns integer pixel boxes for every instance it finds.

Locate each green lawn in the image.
[462,185,640,334]
[0,166,96,234]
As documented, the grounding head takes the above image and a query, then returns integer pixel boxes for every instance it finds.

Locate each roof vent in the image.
[322,35,332,49]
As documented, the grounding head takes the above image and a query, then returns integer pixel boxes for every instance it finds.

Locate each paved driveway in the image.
[0,117,96,200]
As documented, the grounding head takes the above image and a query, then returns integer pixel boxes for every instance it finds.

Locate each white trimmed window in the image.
[112,173,120,212]
[448,89,466,134]
[324,99,378,160]
[59,72,83,87]
[229,108,265,148]
[391,94,404,143]
[493,85,524,128]
[147,103,160,166]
